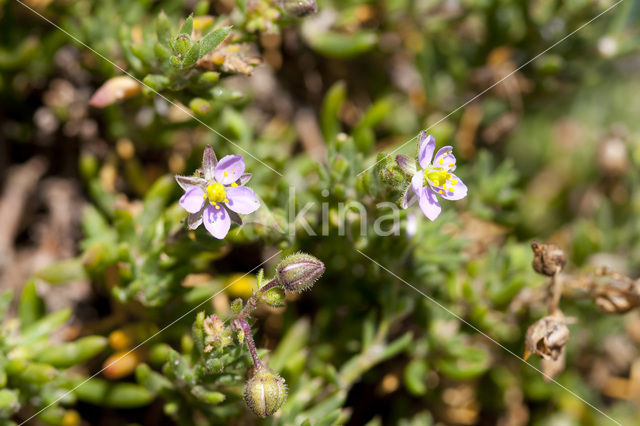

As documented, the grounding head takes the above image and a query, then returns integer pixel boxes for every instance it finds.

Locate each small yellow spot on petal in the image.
[215,205,220,210]
[231,182,238,187]
[448,163,455,168]
[224,198,229,203]
[438,190,444,194]
[451,179,458,185]
[438,158,443,165]
[224,171,229,177]
[202,194,207,199]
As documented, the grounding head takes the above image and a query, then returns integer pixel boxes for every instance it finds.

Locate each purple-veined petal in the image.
[188,212,203,230]
[411,170,424,197]
[439,173,468,201]
[179,186,206,213]
[433,146,456,171]
[396,154,417,176]
[418,132,435,169]
[202,204,231,239]
[237,173,252,186]
[225,186,260,214]
[202,145,218,180]
[215,155,245,185]
[418,187,442,221]
[401,185,417,209]
[175,175,206,191]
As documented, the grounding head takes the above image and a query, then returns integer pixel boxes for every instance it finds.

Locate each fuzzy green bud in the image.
[243,368,287,418]
[173,34,192,55]
[275,253,325,292]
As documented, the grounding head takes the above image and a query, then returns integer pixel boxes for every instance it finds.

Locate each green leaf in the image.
[18,279,44,330]
[180,15,194,36]
[304,30,377,59]
[156,11,172,45]
[0,290,13,322]
[321,81,346,142]
[21,309,71,344]
[199,26,231,58]
[183,42,201,67]
[73,378,154,408]
[34,258,87,285]
[35,336,108,368]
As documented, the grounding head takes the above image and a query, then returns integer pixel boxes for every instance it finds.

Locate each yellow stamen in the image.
[206,183,227,203]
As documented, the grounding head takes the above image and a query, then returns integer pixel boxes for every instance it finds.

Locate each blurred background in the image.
[2,0,640,425]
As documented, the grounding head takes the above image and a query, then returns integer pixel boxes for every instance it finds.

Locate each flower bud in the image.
[244,368,287,418]
[281,0,317,17]
[275,253,325,292]
[89,76,141,108]
[203,314,232,350]
[173,34,192,55]
[395,154,417,176]
[531,241,566,276]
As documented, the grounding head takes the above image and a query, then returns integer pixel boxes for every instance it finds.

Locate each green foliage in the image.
[2,0,640,424]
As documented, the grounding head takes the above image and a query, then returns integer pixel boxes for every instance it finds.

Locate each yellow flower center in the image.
[204,183,228,207]
[425,167,451,188]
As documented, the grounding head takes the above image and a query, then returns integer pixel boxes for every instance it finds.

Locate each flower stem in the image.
[236,278,279,321]
[237,319,263,369]
[549,267,563,314]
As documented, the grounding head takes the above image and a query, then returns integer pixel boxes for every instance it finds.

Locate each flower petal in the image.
[411,170,424,196]
[418,132,435,169]
[439,173,468,201]
[215,155,245,185]
[418,187,442,221]
[225,186,260,214]
[175,175,206,191]
[401,185,417,209]
[396,154,417,176]
[433,146,456,171]
[202,145,218,181]
[179,186,206,213]
[202,204,231,239]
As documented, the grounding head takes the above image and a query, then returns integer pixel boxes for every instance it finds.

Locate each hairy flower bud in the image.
[531,241,566,276]
[244,368,287,418]
[89,76,141,108]
[281,0,317,17]
[203,314,232,350]
[275,253,325,292]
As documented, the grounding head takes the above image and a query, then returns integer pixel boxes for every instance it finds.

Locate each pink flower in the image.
[397,131,467,221]
[175,146,260,239]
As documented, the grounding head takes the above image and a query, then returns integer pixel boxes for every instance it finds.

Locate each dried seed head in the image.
[275,253,325,292]
[531,241,566,276]
[524,314,569,361]
[243,368,287,418]
[594,290,637,314]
